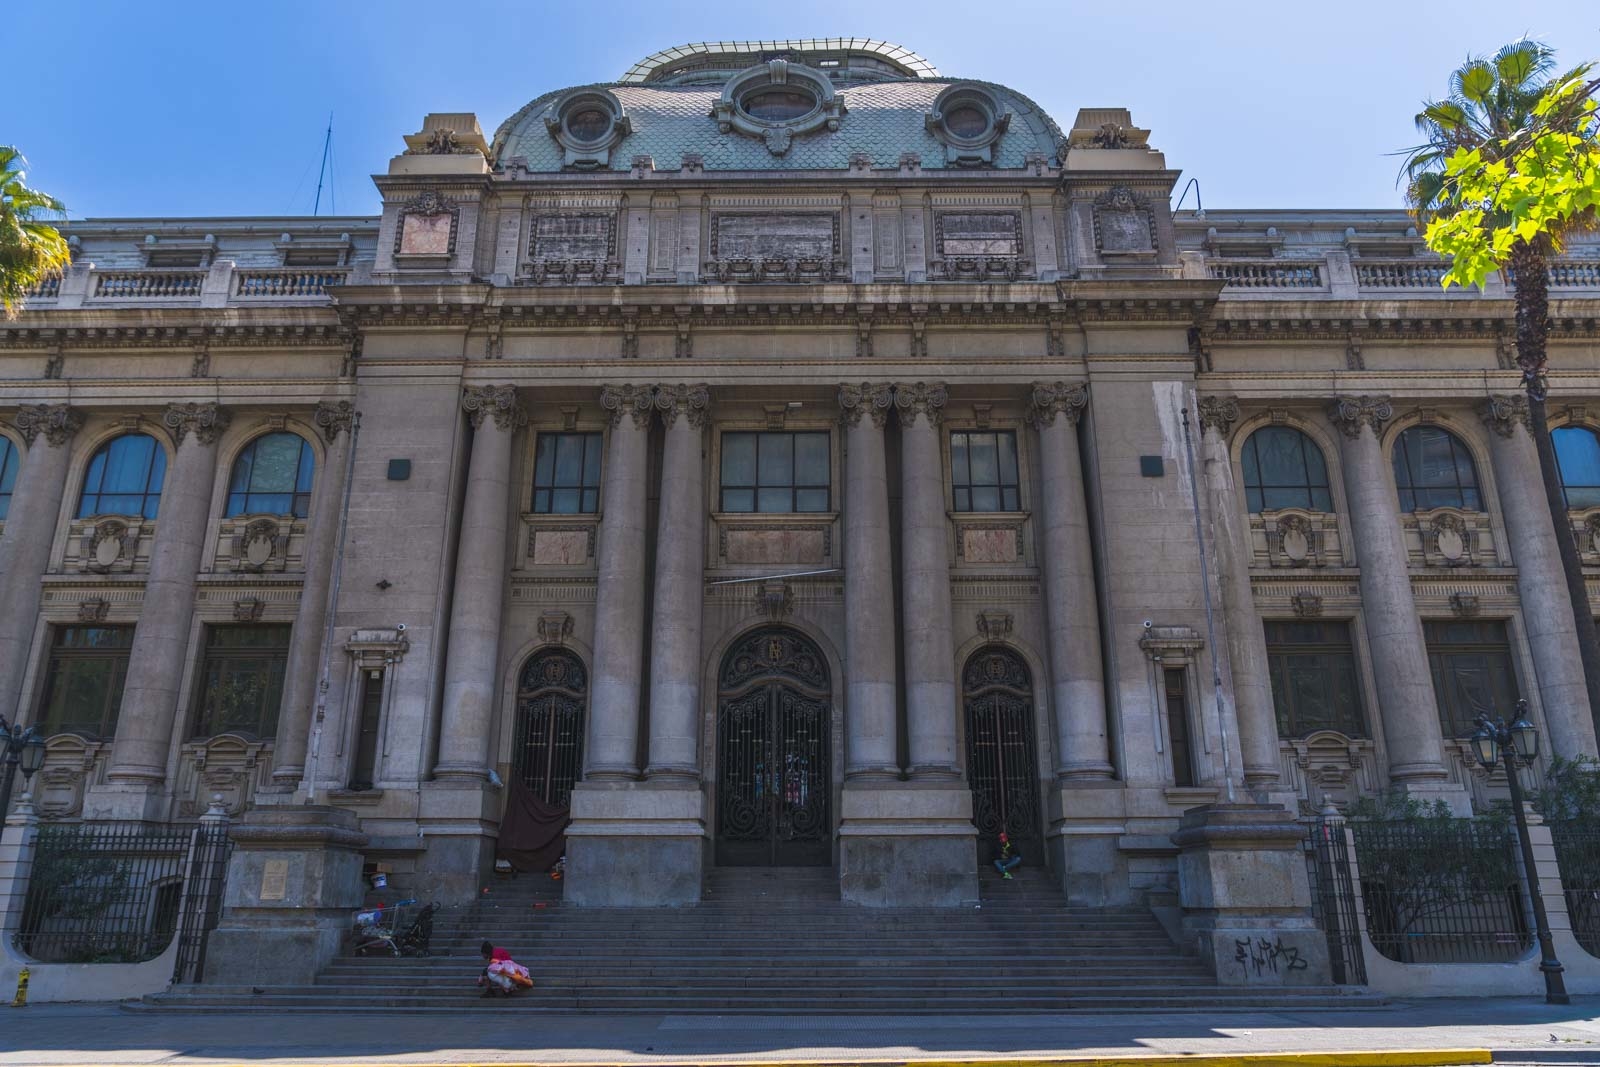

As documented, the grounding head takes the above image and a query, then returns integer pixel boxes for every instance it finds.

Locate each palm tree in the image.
[0,146,70,320]
[1404,40,1600,743]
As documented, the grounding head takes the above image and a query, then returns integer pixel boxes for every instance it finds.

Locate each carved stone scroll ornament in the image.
[1478,394,1531,439]
[78,598,109,622]
[838,383,895,429]
[163,402,231,446]
[1290,593,1323,618]
[755,580,794,620]
[537,610,574,645]
[233,597,266,622]
[653,383,712,430]
[461,385,527,432]
[1424,512,1476,566]
[85,520,138,572]
[976,609,1014,642]
[234,518,287,572]
[893,382,948,427]
[14,404,85,447]
[600,384,655,429]
[1269,513,1321,567]
[1026,382,1089,429]
[1196,395,1241,438]
[314,399,357,443]
[1327,396,1394,440]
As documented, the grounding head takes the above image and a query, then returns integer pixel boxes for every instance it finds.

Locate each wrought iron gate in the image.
[963,646,1042,864]
[715,627,832,866]
[512,648,587,808]
[1304,815,1368,984]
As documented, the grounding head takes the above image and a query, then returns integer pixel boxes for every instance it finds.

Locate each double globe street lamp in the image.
[0,716,46,823]
[1470,701,1569,1005]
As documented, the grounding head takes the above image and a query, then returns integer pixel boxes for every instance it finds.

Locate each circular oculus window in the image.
[944,104,990,139]
[565,107,612,143]
[741,88,817,123]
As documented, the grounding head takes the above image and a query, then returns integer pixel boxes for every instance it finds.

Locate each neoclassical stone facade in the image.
[3,39,1600,909]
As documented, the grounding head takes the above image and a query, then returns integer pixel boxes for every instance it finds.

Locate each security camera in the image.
[1142,620,1153,630]
[396,622,407,633]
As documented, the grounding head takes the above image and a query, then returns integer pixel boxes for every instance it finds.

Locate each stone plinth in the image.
[1048,781,1130,906]
[202,806,367,986]
[838,782,977,906]
[414,778,499,902]
[563,782,705,907]
[1172,803,1330,986]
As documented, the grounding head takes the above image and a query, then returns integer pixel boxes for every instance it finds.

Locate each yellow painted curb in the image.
[103,1051,1493,1067]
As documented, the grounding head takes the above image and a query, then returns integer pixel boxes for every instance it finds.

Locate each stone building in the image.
[3,38,1599,913]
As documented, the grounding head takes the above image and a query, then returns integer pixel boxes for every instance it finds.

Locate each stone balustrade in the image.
[92,270,206,299]
[1355,260,1449,289]
[1207,259,1325,289]
[1552,260,1600,289]
[233,268,350,298]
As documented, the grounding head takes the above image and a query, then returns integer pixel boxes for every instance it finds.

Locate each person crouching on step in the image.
[477,940,533,997]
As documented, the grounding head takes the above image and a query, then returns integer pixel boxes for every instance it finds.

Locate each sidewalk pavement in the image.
[0,998,1597,1066]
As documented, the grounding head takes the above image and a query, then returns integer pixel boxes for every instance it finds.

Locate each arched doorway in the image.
[963,646,1042,865]
[715,626,832,867]
[511,648,587,807]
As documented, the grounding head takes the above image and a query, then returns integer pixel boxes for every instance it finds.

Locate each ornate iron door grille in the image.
[716,627,832,866]
[963,646,1042,864]
[512,648,587,808]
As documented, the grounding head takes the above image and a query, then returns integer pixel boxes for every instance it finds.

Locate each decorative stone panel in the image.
[1401,507,1492,568]
[393,190,458,260]
[175,733,273,818]
[215,516,304,574]
[703,212,843,282]
[34,735,110,820]
[522,212,619,284]
[1277,733,1380,813]
[951,512,1029,567]
[1093,186,1157,258]
[1571,507,1600,565]
[714,513,837,567]
[64,517,152,574]
[1252,509,1340,569]
[522,516,598,569]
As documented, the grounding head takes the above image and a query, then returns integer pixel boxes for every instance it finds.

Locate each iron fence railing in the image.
[1351,817,1529,964]
[1304,817,1367,984]
[13,820,231,976]
[1551,821,1600,960]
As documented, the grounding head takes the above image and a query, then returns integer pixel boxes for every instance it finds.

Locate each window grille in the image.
[1423,620,1520,739]
[1265,620,1366,738]
[190,625,292,739]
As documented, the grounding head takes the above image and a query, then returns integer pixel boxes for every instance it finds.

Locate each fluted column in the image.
[0,405,85,724]
[584,384,654,780]
[109,403,230,784]
[838,383,899,780]
[1197,396,1281,789]
[645,384,711,782]
[1028,383,1113,780]
[1329,396,1448,784]
[271,401,358,787]
[435,386,525,780]
[1481,396,1599,758]
[896,382,960,779]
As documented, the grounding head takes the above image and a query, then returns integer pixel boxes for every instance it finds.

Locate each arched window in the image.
[1392,426,1482,512]
[1240,426,1333,513]
[226,433,314,518]
[78,434,167,519]
[1554,426,1600,509]
[0,437,19,521]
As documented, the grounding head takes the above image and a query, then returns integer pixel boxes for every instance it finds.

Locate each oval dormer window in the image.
[566,107,612,143]
[742,88,817,123]
[944,105,989,139]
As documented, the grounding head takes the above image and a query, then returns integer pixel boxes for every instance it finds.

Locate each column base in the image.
[1387,777,1473,816]
[563,781,706,907]
[838,781,977,907]
[1048,780,1130,906]
[82,780,172,822]
[415,778,501,902]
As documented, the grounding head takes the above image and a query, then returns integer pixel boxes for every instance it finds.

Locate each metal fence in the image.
[1304,817,1367,984]
[1350,817,1530,964]
[1551,821,1600,959]
[13,821,231,980]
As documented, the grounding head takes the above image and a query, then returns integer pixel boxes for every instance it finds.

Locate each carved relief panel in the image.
[522,212,619,284]
[174,734,274,818]
[1400,507,1495,568]
[1248,509,1343,569]
[214,515,305,573]
[34,735,110,820]
[63,517,152,574]
[703,212,843,282]
[931,211,1031,280]
[1277,732,1380,813]
[522,516,599,570]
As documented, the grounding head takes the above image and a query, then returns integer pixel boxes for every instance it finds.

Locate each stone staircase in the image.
[134,866,1382,1014]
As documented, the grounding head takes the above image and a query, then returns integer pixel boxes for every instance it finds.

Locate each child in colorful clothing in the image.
[477,940,533,997]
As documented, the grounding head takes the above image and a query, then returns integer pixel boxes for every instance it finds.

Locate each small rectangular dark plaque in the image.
[387,459,412,481]
[1139,455,1164,478]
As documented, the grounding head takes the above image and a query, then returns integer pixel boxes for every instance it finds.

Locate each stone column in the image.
[435,386,525,779]
[838,382,899,779]
[1197,396,1281,790]
[0,405,84,725]
[105,403,230,798]
[1481,396,1599,758]
[583,384,654,780]
[895,381,959,779]
[269,401,357,790]
[645,384,710,781]
[1329,396,1450,787]
[1028,383,1113,781]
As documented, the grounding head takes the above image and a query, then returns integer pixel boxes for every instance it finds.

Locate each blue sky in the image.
[10,0,1599,219]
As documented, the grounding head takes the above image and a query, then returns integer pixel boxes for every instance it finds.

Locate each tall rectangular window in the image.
[191,625,291,739]
[532,432,602,515]
[1425,620,1520,739]
[37,626,134,738]
[1265,620,1367,738]
[720,431,829,513]
[951,430,1021,512]
[1164,668,1196,787]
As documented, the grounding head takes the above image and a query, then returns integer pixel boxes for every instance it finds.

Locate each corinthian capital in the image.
[14,404,85,447]
[600,384,654,429]
[314,400,357,443]
[1327,395,1393,440]
[163,402,231,446]
[893,382,948,427]
[838,382,894,429]
[654,384,711,430]
[1026,382,1089,429]
[1478,394,1531,439]
[462,385,526,432]
[1196,395,1241,438]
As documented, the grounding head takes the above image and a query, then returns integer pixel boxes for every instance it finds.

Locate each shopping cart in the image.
[353,897,417,957]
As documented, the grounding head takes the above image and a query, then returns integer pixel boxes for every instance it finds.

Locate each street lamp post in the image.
[1471,700,1570,1005]
[0,716,46,821]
